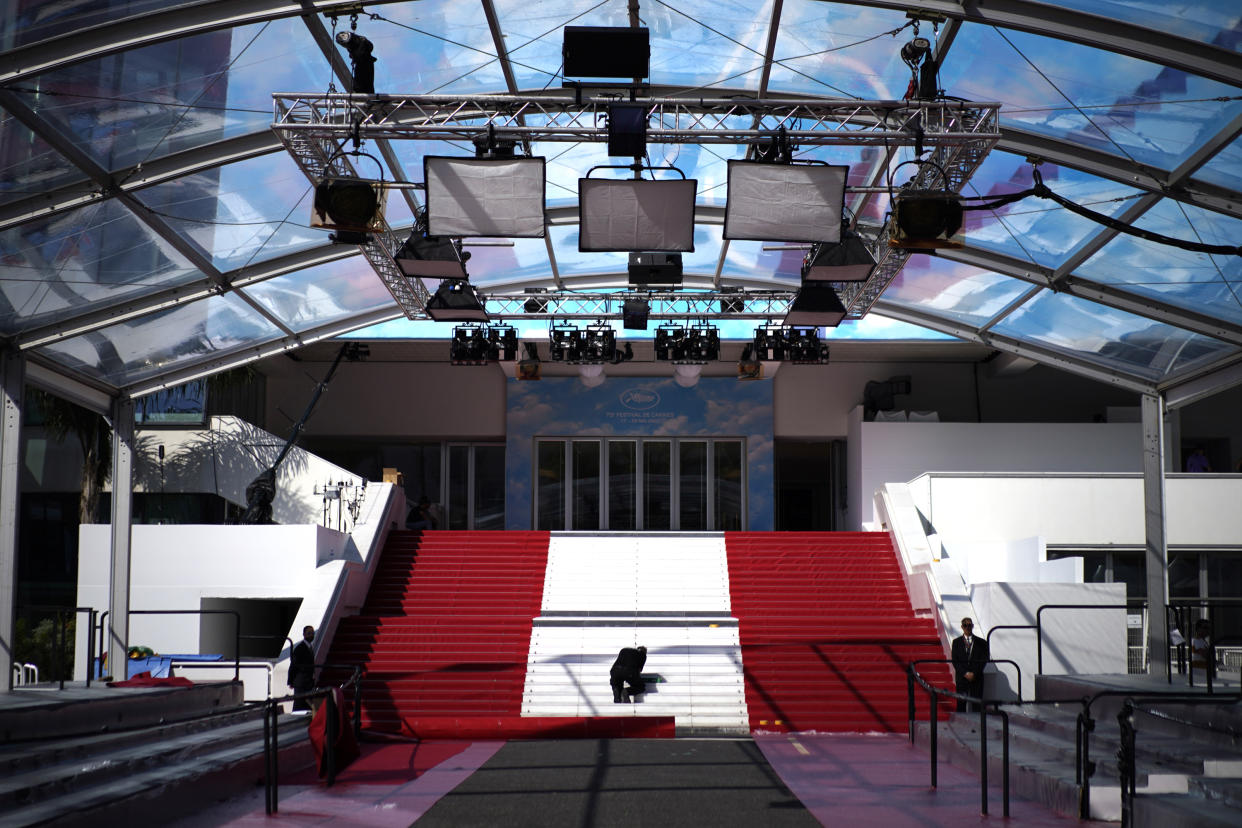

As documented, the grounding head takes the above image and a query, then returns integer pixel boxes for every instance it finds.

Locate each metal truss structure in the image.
[484,290,799,321]
[271,93,1001,322]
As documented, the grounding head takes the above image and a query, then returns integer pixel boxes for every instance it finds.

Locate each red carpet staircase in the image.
[725,532,952,733]
[326,530,549,738]
[326,530,671,739]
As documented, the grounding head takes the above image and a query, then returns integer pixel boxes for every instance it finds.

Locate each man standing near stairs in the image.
[951,618,988,712]
[611,646,647,703]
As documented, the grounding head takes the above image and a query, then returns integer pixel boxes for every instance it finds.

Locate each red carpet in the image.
[726,531,953,732]
[325,530,551,738]
[281,740,473,786]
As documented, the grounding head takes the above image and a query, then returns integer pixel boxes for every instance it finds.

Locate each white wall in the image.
[913,474,1242,548]
[973,581,1129,701]
[848,406,1143,529]
[75,482,404,701]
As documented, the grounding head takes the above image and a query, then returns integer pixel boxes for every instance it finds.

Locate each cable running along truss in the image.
[271,93,1002,322]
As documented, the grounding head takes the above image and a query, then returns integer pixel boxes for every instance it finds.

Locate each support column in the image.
[106,397,136,679]
[1142,392,1169,679]
[0,351,25,692]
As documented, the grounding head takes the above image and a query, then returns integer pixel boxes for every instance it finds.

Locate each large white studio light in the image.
[724,160,848,243]
[424,156,547,238]
[578,177,696,252]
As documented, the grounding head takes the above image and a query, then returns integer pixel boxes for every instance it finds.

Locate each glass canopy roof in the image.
[1,0,1240,403]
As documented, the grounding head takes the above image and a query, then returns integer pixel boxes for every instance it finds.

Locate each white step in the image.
[523,534,748,731]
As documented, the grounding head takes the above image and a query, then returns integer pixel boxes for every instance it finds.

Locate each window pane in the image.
[608,441,637,531]
[536,441,564,531]
[714,441,743,531]
[679,441,707,531]
[643,442,671,531]
[473,445,505,530]
[572,441,600,531]
[447,445,469,530]
[1112,553,1146,602]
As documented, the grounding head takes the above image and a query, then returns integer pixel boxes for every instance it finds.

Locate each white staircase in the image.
[521,533,749,734]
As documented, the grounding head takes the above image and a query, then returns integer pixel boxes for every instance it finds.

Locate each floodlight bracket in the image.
[585,163,685,181]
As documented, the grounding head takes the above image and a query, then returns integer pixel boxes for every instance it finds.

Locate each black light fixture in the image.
[622,298,650,331]
[889,191,965,250]
[562,26,650,80]
[719,289,746,315]
[783,282,847,328]
[802,229,877,282]
[608,105,647,158]
[787,327,831,364]
[395,229,469,279]
[523,288,549,314]
[628,252,683,286]
[425,279,488,322]
[655,321,719,363]
[312,177,382,234]
[752,324,785,361]
[549,323,580,362]
[899,32,938,100]
[549,322,615,363]
[335,31,377,95]
[582,322,617,363]
[450,324,490,365]
[488,324,518,361]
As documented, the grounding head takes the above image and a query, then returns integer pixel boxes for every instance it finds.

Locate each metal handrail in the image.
[906,662,1011,817]
[1167,598,1242,690]
[264,665,364,815]
[15,605,95,689]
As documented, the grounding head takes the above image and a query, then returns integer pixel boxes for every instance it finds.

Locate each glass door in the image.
[643,441,672,530]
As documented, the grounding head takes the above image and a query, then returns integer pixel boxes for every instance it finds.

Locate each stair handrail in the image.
[906,661,1012,817]
[1167,597,1242,690]
[264,666,365,815]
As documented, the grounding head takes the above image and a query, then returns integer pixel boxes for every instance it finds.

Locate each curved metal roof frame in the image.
[1,0,1241,408]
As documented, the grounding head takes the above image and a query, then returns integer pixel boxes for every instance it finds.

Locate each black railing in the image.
[98,609,241,681]
[1167,597,1242,690]
[14,605,96,689]
[263,665,363,815]
[906,660,1021,817]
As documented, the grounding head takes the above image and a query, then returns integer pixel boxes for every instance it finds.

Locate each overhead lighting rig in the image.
[749,324,828,364]
[887,159,965,251]
[654,321,720,364]
[450,323,516,365]
[549,321,616,364]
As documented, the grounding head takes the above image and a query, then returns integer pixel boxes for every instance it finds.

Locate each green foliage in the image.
[14,615,76,682]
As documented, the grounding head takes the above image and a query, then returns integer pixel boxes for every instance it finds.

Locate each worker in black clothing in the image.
[610,645,647,703]
[288,625,316,711]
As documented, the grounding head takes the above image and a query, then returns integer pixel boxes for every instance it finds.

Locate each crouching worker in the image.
[610,645,647,703]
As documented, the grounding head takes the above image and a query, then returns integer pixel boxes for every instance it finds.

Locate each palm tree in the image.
[30,388,111,524]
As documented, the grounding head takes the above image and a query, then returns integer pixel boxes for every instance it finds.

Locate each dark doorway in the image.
[775,439,843,530]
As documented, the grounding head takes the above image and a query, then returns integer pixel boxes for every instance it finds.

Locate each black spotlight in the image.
[395,231,469,279]
[623,299,650,331]
[450,324,490,365]
[335,31,376,95]
[890,191,965,249]
[312,177,380,232]
[802,230,877,283]
[425,279,488,322]
[582,323,617,363]
[488,324,518,361]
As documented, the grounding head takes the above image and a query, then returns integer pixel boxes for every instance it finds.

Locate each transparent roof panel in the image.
[767,1,914,98]
[39,291,281,386]
[1,1,183,49]
[1193,134,1242,192]
[719,240,803,285]
[244,257,394,332]
[462,237,554,288]
[546,222,723,283]
[939,24,1242,173]
[134,150,322,272]
[992,289,1238,381]
[364,0,506,94]
[0,115,85,206]
[962,153,1146,269]
[0,198,202,336]
[1075,197,1242,325]
[881,257,1033,328]
[1037,2,1242,48]
[27,17,323,172]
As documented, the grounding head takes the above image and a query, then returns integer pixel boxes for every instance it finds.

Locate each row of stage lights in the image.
[450,321,831,374]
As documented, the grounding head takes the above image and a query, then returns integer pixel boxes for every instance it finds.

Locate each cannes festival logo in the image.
[620,389,660,410]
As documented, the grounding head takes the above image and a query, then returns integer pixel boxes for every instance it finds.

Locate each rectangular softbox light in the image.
[578,178,696,252]
[724,161,848,243]
[425,156,546,238]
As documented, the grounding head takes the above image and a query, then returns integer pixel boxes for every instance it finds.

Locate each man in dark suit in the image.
[289,625,317,711]
[951,618,988,712]
[610,645,647,703]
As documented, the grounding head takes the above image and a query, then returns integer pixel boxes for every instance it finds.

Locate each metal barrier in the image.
[263,665,363,815]
[1167,598,1242,690]
[906,661,1012,817]
[15,605,96,689]
[98,608,241,681]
